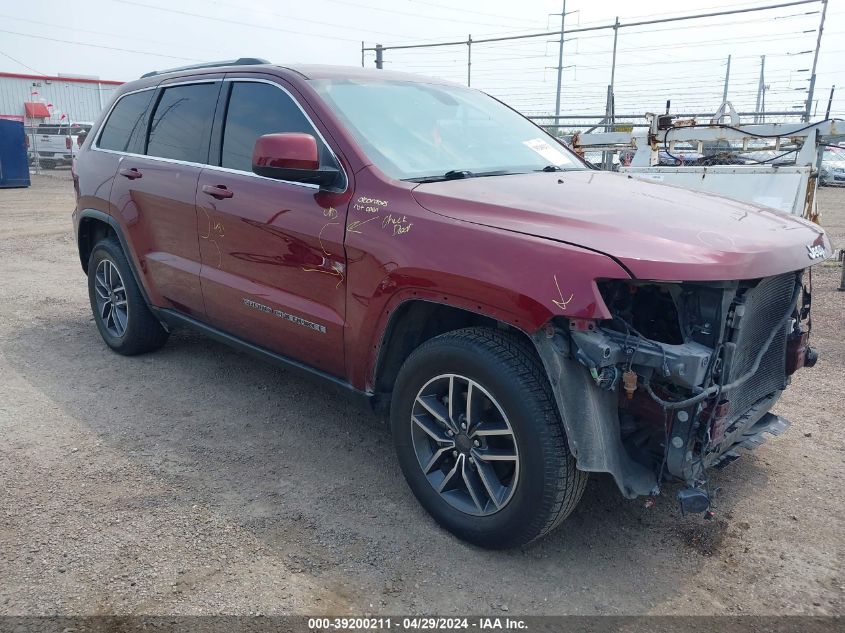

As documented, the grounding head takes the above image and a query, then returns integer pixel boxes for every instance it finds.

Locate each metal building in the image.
[0,72,122,126]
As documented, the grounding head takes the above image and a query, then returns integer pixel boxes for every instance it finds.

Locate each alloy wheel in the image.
[94,259,129,338]
[410,374,520,516]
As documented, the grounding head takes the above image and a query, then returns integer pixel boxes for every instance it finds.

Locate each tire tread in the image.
[88,237,169,355]
[397,326,587,547]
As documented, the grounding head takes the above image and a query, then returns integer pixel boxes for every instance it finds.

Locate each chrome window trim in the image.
[93,147,320,184]
[91,77,347,193]
[201,162,321,188]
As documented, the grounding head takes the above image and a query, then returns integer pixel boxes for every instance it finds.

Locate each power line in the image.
[398,0,546,26]
[385,27,819,60]
[320,0,550,29]
[373,0,821,49]
[570,0,817,27]
[113,0,364,43]
[0,13,228,57]
[177,0,430,40]
[0,28,203,61]
[0,50,46,75]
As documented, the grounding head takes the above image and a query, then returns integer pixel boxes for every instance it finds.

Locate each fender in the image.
[75,208,157,310]
[341,167,634,390]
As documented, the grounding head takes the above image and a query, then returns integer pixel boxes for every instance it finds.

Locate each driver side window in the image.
[220,81,336,173]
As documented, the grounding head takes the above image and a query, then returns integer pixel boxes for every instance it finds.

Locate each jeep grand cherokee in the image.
[72,60,830,548]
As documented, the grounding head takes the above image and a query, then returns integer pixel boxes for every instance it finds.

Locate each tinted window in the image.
[221,82,331,172]
[98,91,154,152]
[147,83,218,163]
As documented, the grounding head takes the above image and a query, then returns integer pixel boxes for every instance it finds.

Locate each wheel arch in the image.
[371,298,541,412]
[76,210,117,274]
[76,208,155,309]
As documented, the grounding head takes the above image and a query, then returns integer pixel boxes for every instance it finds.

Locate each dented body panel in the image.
[341,167,632,390]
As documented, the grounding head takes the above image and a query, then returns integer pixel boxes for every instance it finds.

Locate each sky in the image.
[1,0,843,123]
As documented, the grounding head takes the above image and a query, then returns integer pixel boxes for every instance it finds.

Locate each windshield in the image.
[824,148,845,161]
[310,79,584,181]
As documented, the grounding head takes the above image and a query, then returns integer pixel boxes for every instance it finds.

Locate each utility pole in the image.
[722,54,731,104]
[361,41,365,68]
[825,85,835,118]
[805,0,828,122]
[375,44,384,70]
[609,15,619,123]
[754,55,766,122]
[467,35,472,87]
[602,16,619,171]
[553,0,567,121]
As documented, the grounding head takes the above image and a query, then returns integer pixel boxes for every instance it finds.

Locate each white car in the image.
[820,147,845,186]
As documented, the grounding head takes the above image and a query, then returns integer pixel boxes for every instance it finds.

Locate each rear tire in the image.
[390,327,586,549]
[87,238,169,355]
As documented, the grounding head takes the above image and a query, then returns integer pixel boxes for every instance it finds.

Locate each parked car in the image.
[33,121,92,169]
[820,146,845,186]
[72,61,830,548]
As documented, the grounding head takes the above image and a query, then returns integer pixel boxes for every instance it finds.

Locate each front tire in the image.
[87,238,169,355]
[390,327,586,549]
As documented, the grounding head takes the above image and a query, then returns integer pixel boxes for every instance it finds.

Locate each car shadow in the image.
[2,314,774,614]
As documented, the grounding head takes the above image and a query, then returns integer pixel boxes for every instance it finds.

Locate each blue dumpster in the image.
[0,119,31,188]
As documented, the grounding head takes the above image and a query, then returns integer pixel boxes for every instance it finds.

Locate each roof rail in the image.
[140,58,270,79]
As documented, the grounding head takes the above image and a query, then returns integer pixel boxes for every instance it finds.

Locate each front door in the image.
[196,78,348,377]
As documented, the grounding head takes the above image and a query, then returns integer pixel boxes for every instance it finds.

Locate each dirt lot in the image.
[0,171,843,616]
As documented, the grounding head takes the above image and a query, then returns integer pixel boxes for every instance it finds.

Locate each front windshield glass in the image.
[310,79,584,181]
[824,148,845,161]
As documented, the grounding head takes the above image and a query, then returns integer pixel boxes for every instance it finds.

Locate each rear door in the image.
[107,78,222,317]
[195,77,349,377]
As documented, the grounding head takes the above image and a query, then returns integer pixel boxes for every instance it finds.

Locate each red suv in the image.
[72,60,830,548]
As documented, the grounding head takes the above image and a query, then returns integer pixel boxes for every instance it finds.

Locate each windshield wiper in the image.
[536,165,564,172]
[405,170,475,183]
[444,169,475,180]
[406,169,513,183]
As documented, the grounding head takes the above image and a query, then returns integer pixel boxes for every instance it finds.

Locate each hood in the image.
[411,170,831,281]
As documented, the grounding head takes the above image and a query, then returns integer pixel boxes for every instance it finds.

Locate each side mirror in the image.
[252,133,341,189]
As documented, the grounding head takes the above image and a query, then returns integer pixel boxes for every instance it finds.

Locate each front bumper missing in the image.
[532,329,657,498]
[532,326,792,500]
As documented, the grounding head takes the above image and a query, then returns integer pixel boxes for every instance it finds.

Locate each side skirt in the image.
[152,307,377,413]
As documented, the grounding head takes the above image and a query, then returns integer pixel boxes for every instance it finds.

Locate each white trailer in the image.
[569,106,845,222]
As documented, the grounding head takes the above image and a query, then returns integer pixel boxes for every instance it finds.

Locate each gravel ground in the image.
[0,171,843,616]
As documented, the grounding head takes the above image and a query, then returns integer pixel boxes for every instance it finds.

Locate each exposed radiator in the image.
[725,273,797,418]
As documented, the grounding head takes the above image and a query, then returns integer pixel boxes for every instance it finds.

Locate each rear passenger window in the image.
[98,91,154,153]
[221,81,334,173]
[147,83,219,163]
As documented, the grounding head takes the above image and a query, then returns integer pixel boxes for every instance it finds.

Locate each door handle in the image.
[202,184,234,199]
[118,167,142,180]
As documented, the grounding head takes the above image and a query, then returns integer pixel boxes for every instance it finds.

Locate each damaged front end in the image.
[533,270,817,513]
